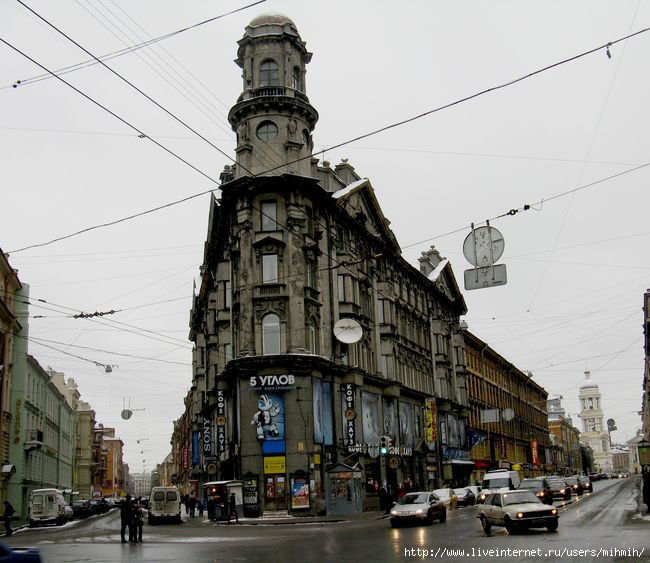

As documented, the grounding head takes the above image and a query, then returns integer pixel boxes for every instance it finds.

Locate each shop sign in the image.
[342,383,356,446]
[216,390,227,454]
[264,456,286,474]
[203,416,213,456]
[192,431,200,465]
[346,442,412,457]
[425,398,437,442]
[243,476,260,511]
[313,454,321,465]
[182,447,189,469]
[388,456,400,469]
[249,374,296,392]
[530,438,539,466]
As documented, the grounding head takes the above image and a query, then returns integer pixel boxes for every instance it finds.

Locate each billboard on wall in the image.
[399,401,414,448]
[313,378,334,445]
[250,392,285,454]
[425,398,437,442]
[362,392,380,444]
[383,398,398,440]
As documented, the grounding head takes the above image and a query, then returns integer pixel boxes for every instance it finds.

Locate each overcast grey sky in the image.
[2,0,649,471]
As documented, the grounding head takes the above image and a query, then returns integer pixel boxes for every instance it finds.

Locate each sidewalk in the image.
[190,510,388,526]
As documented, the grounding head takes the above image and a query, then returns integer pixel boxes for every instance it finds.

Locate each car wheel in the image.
[504,515,516,534]
[480,515,490,535]
[439,509,446,523]
[547,520,558,533]
[426,511,434,525]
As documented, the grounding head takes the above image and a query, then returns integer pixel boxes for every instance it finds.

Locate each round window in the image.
[257,121,278,141]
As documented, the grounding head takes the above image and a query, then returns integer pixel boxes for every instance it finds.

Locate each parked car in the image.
[518,478,553,505]
[28,488,73,527]
[477,490,559,535]
[389,491,447,527]
[565,475,584,496]
[432,488,458,509]
[71,500,93,519]
[547,478,572,500]
[453,487,476,507]
[89,499,110,515]
[0,543,43,562]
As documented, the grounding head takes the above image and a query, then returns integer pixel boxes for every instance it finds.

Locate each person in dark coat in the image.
[227,493,238,524]
[207,496,215,521]
[131,502,143,542]
[643,473,650,514]
[3,501,15,536]
[119,494,133,543]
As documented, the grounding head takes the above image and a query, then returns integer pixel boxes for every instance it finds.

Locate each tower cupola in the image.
[228,14,319,179]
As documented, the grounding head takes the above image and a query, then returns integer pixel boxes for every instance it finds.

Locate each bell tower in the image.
[228,14,319,179]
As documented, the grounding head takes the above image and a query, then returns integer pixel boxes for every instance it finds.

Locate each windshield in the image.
[565,477,578,484]
[503,492,539,505]
[520,480,543,489]
[433,489,450,499]
[398,493,429,505]
[482,478,510,489]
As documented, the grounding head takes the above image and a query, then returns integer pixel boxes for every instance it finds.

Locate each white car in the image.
[432,488,458,508]
[389,491,447,527]
[477,490,559,535]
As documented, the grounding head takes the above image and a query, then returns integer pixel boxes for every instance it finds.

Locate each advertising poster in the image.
[342,383,356,446]
[313,379,334,445]
[425,398,437,442]
[399,401,414,448]
[216,390,227,455]
[251,393,285,454]
[290,476,310,509]
[448,414,459,448]
[362,392,380,444]
[383,398,398,440]
[192,431,200,465]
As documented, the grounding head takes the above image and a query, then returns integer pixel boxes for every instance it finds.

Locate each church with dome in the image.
[577,370,613,472]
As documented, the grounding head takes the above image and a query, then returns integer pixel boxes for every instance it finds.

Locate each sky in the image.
[2,0,649,472]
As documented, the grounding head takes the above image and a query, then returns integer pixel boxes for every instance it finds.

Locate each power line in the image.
[3,0,267,90]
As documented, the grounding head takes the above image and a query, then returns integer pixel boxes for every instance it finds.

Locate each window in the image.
[307,321,318,354]
[262,254,278,283]
[262,314,281,355]
[305,257,317,288]
[261,201,277,231]
[260,59,279,86]
[292,66,301,91]
[257,121,278,141]
[224,281,231,308]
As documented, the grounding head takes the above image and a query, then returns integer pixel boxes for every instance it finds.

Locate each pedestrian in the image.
[207,496,215,521]
[227,493,239,524]
[378,487,388,514]
[3,501,15,536]
[188,493,196,518]
[643,473,650,514]
[119,494,133,543]
[184,493,190,515]
[131,502,144,542]
[198,497,205,517]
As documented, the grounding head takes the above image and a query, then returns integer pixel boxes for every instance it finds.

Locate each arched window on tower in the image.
[262,313,281,355]
[260,59,280,87]
[292,66,301,91]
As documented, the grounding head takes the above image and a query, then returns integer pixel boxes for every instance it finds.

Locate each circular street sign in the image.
[462,226,505,267]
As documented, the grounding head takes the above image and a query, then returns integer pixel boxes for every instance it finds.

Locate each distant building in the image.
[130,472,151,499]
[547,397,582,476]
[610,446,629,474]
[577,371,613,472]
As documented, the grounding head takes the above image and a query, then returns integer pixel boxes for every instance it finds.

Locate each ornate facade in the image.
[577,370,613,472]
[184,14,469,515]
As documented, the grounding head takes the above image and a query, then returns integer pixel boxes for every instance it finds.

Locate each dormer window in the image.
[260,59,280,87]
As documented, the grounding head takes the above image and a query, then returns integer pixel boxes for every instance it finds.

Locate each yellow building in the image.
[464,331,550,482]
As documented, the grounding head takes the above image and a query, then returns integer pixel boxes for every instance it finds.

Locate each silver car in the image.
[477,490,559,535]
[389,491,447,527]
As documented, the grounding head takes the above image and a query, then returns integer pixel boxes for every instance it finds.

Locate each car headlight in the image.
[537,492,544,497]
[560,488,565,494]
[390,510,398,516]
[516,512,524,519]
[551,509,557,515]
[415,509,424,514]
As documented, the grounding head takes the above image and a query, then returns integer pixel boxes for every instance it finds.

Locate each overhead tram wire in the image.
[3,0,267,90]
[6,26,650,255]
[16,0,254,175]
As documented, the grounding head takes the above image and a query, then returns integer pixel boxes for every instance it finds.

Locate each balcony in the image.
[237,86,310,103]
[24,429,44,452]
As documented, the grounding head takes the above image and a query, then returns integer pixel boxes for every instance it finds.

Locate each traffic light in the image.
[380,435,388,455]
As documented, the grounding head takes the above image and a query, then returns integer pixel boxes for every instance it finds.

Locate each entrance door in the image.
[264,475,286,511]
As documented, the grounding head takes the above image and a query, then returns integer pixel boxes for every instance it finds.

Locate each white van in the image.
[148,486,181,524]
[28,488,73,527]
[477,469,521,503]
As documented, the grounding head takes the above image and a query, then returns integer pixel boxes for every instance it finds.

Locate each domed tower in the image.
[227,14,319,179]
[577,370,613,472]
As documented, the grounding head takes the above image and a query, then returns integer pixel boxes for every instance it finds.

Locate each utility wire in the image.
[3,0,267,89]
[6,26,650,255]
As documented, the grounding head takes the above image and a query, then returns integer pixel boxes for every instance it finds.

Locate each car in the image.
[547,478,572,500]
[588,473,600,482]
[89,499,110,515]
[453,487,476,507]
[432,488,458,509]
[0,543,43,562]
[518,478,553,505]
[565,475,584,496]
[71,500,93,519]
[477,469,521,503]
[576,475,593,493]
[467,485,482,498]
[389,491,447,527]
[477,490,559,535]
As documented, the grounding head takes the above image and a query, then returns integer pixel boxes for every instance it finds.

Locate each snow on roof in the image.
[428,258,449,282]
[332,178,368,199]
